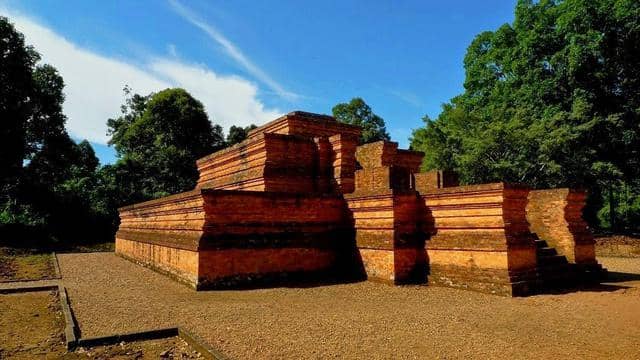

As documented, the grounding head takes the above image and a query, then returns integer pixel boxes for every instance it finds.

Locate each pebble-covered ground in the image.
[58,253,640,359]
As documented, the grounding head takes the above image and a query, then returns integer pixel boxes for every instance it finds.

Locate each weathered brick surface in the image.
[115,111,602,296]
[354,141,423,192]
[116,238,200,287]
[422,183,537,296]
[342,140,426,284]
[356,248,395,282]
[117,190,206,251]
[196,111,361,194]
[345,190,426,284]
[414,170,459,193]
[247,111,360,140]
[116,188,352,288]
[198,248,337,288]
[526,189,597,264]
[196,133,318,192]
[328,133,359,194]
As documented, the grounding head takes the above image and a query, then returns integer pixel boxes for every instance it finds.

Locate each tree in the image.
[332,98,391,144]
[0,16,40,196]
[226,124,257,146]
[0,16,111,245]
[107,87,225,203]
[410,0,640,229]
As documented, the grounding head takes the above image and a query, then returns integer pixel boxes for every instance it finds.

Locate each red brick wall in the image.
[345,190,425,284]
[197,112,362,195]
[116,190,206,251]
[116,189,354,289]
[116,238,200,287]
[422,183,537,296]
[526,189,597,264]
[196,133,318,193]
[198,248,336,287]
[414,170,459,193]
[247,111,361,140]
[354,141,423,193]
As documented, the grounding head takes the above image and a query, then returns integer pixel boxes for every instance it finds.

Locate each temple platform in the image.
[116,111,606,295]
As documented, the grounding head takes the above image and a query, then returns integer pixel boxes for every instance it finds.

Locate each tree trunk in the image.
[609,180,616,232]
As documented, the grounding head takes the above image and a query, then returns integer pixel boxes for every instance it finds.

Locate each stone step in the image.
[537,254,568,266]
[536,263,577,289]
[535,239,549,248]
[536,247,558,257]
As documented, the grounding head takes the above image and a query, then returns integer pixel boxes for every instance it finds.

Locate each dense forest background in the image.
[411,0,639,232]
[1,0,639,247]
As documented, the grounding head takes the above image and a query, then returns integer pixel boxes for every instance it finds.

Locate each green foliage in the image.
[332,98,391,144]
[0,200,44,227]
[226,124,257,146]
[410,0,640,230]
[1,16,40,195]
[0,16,112,245]
[0,16,256,246]
[597,181,640,231]
[107,87,225,204]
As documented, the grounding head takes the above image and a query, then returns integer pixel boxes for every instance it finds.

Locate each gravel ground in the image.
[58,253,640,359]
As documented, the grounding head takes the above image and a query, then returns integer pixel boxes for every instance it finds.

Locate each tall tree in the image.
[410,0,640,229]
[332,98,391,144]
[107,87,225,203]
[0,17,111,244]
[0,16,39,195]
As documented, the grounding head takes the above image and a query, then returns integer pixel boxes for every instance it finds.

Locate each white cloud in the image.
[150,59,281,129]
[167,0,300,101]
[3,10,282,144]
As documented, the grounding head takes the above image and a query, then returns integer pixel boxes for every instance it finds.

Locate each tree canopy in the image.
[107,87,225,203]
[410,0,640,229]
[226,124,257,147]
[0,15,265,245]
[332,98,391,144]
[1,16,42,194]
[0,16,110,244]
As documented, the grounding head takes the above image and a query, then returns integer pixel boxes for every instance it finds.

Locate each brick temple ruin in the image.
[115,111,606,296]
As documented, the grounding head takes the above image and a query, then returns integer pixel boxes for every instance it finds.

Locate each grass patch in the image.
[0,290,201,359]
[0,248,55,282]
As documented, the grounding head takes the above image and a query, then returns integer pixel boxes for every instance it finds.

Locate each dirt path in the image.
[58,253,640,359]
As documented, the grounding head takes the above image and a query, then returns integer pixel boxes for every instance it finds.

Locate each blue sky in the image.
[1,0,516,164]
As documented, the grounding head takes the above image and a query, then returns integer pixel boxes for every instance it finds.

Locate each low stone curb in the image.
[0,265,230,359]
[0,282,77,348]
[52,252,62,279]
[179,327,231,360]
[60,291,229,359]
[71,326,229,359]
[75,327,179,348]
[0,283,58,294]
[58,285,79,349]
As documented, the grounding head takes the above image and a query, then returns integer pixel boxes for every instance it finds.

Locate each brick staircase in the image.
[534,238,607,292]
[534,238,575,290]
